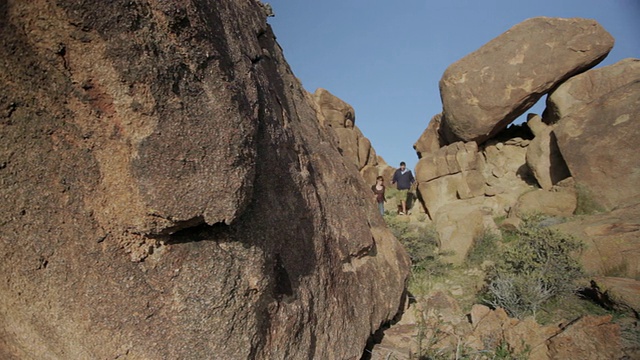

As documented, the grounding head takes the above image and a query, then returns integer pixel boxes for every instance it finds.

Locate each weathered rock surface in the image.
[591,276,640,315]
[434,199,492,265]
[312,87,392,191]
[554,79,640,211]
[415,142,484,216]
[0,1,409,359]
[440,17,614,143]
[511,187,577,218]
[370,297,624,360]
[552,204,640,279]
[313,87,356,129]
[413,113,444,158]
[547,315,622,360]
[545,58,640,124]
[525,124,571,190]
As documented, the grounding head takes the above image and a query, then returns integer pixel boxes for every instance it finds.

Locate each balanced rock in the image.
[0,1,409,359]
[440,17,614,143]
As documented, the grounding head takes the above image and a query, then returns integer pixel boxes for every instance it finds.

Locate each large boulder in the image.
[552,204,640,279]
[554,80,640,211]
[545,58,640,124]
[0,1,409,359]
[433,199,491,265]
[511,187,577,218]
[440,17,614,143]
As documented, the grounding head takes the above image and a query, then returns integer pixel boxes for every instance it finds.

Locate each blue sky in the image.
[266,0,639,170]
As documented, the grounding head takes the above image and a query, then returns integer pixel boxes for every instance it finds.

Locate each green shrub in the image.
[483,215,584,319]
[383,215,449,277]
[466,230,500,266]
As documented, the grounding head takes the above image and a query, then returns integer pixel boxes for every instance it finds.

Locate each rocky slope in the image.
[371,16,639,359]
[0,1,409,359]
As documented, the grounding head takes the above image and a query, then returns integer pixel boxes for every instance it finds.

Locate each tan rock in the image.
[512,188,577,218]
[504,317,559,360]
[525,126,571,190]
[440,17,614,143]
[552,204,640,278]
[554,80,640,211]
[470,306,511,347]
[592,276,640,314]
[545,58,640,124]
[526,113,548,137]
[547,315,622,360]
[500,217,522,232]
[418,170,485,217]
[313,88,355,128]
[333,127,359,166]
[425,291,464,325]
[434,200,487,264]
[361,165,380,189]
[413,113,444,158]
[469,304,492,326]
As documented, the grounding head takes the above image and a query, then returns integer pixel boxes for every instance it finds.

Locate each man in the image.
[391,161,415,215]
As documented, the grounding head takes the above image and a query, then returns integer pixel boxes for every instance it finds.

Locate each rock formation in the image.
[524,114,571,190]
[311,88,396,186]
[552,60,640,211]
[372,16,639,359]
[440,17,614,144]
[415,17,638,267]
[0,1,410,358]
[544,58,640,124]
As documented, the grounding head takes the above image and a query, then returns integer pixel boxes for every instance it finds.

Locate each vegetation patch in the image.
[575,183,606,215]
[482,214,585,319]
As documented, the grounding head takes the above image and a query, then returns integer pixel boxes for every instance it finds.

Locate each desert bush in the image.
[483,214,584,318]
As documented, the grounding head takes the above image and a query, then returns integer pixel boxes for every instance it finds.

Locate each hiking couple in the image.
[371,161,415,216]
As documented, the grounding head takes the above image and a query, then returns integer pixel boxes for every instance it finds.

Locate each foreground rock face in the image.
[0,1,410,359]
[440,17,614,144]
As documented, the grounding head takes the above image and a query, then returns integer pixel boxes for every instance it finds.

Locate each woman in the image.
[371,176,386,216]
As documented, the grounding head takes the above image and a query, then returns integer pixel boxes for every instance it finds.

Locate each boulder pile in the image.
[412,17,639,272]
